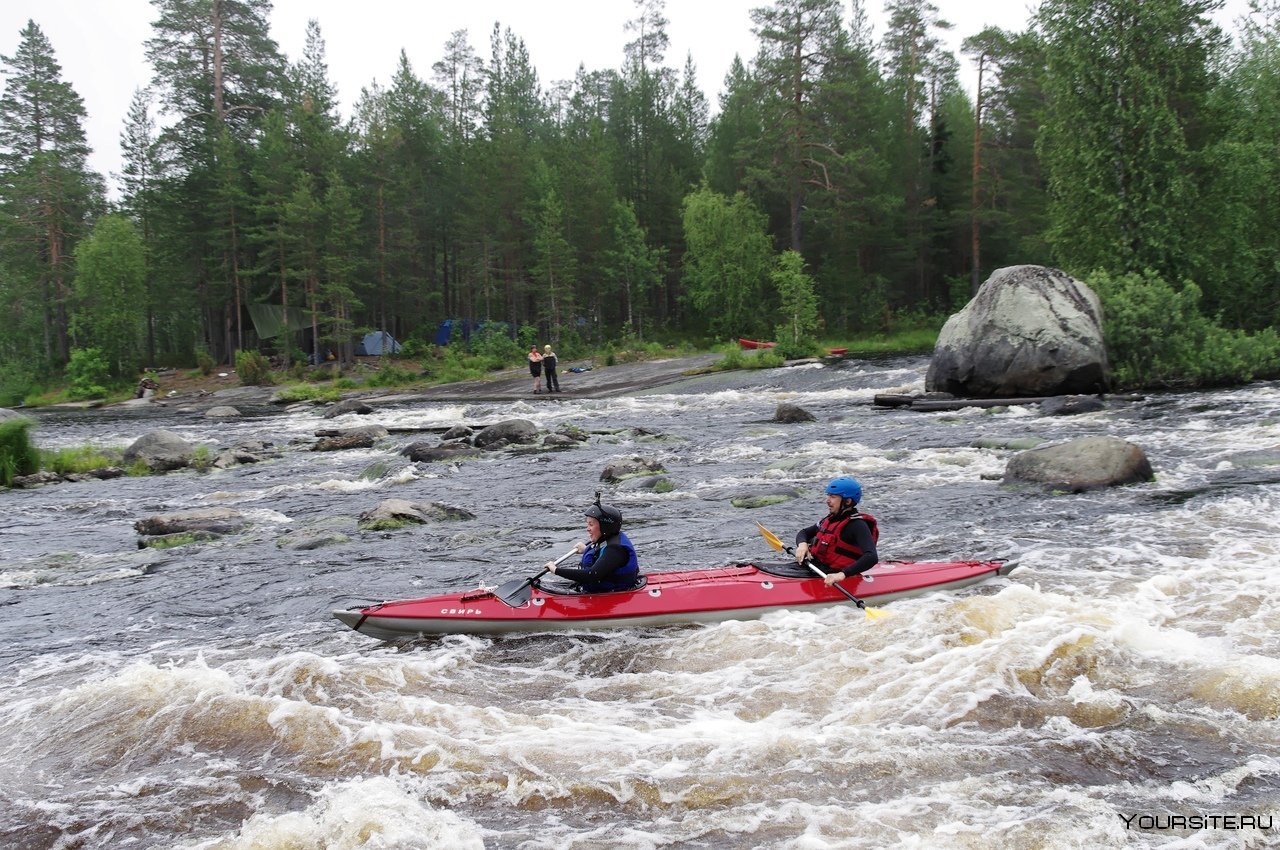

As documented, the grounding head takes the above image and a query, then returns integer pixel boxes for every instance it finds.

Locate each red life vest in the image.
[811,512,879,571]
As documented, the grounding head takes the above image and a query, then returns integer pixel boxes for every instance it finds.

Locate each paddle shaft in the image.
[800,557,866,609]
[500,548,578,604]
[756,522,868,610]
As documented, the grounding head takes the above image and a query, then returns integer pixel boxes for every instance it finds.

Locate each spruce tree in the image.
[0,20,103,368]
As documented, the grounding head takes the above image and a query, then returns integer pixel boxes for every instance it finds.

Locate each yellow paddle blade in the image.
[863,606,891,621]
[756,522,787,552]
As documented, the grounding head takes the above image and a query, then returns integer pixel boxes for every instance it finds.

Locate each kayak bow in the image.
[333,558,1014,641]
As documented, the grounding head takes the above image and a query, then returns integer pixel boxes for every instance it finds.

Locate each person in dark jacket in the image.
[527,346,543,393]
[545,497,640,592]
[542,344,560,392]
[795,477,879,586]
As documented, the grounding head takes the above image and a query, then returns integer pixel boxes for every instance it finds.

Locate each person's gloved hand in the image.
[544,560,558,573]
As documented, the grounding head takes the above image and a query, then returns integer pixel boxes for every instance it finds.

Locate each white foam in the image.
[175,776,485,850]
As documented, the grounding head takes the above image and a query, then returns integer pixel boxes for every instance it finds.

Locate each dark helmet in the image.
[585,498,623,537]
[824,476,862,504]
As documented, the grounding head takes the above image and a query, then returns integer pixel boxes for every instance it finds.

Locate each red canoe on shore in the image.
[738,338,848,356]
[333,558,1014,640]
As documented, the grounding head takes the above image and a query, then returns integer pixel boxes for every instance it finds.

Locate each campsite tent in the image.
[355,331,402,356]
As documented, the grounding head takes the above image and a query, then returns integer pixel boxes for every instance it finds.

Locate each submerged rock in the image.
[773,403,816,423]
[600,457,666,482]
[358,499,476,529]
[134,507,251,536]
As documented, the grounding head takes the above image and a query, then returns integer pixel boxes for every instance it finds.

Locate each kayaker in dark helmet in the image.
[794,476,879,586]
[545,495,642,592]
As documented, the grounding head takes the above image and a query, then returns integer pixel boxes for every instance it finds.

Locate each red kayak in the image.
[738,338,776,349]
[333,559,1013,640]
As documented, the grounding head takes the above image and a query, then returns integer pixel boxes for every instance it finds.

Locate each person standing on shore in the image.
[528,346,543,393]
[542,344,560,392]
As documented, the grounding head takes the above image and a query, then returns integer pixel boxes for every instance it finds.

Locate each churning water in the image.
[2,356,1278,849]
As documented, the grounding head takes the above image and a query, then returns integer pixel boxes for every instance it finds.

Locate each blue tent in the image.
[355,331,402,356]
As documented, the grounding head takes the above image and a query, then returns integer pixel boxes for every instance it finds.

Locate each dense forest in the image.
[2,0,1280,400]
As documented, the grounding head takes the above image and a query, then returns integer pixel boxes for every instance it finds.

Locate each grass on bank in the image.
[6,326,936,414]
[41,444,120,475]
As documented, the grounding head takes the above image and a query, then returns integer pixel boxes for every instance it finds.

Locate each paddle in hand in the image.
[496,548,578,607]
[755,522,888,620]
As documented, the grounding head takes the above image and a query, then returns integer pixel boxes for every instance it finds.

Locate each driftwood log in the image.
[873,393,1140,412]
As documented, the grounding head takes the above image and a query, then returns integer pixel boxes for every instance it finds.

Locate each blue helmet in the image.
[825,477,862,503]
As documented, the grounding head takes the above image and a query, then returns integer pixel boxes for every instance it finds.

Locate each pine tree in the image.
[1037,0,1227,278]
[0,20,103,367]
[881,0,956,307]
[146,0,284,361]
[750,0,847,254]
[118,89,164,364]
[601,199,661,337]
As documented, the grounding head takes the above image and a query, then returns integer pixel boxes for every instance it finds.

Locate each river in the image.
[2,355,1278,849]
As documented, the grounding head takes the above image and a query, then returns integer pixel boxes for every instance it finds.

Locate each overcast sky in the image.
[0,0,1256,195]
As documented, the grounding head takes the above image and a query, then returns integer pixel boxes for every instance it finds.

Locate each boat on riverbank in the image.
[333,558,1014,640]
[737,338,848,356]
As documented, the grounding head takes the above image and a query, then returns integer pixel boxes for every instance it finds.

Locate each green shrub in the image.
[126,458,153,476]
[365,361,419,387]
[190,445,213,471]
[424,348,492,384]
[712,348,786,372]
[772,337,821,360]
[0,362,38,408]
[234,349,273,386]
[274,384,342,403]
[195,348,216,376]
[1,418,40,486]
[66,348,110,400]
[1087,270,1280,388]
[471,321,522,363]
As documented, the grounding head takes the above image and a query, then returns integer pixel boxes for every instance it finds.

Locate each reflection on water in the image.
[2,357,1279,848]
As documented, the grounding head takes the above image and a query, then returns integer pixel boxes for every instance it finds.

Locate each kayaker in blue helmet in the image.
[794,476,879,585]
[545,494,642,592]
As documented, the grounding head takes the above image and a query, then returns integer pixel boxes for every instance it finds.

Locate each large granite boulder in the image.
[927,265,1109,398]
[402,441,484,463]
[123,430,196,471]
[473,419,539,448]
[1003,436,1154,492]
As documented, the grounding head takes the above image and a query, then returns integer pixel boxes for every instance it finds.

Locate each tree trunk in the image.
[211,0,225,125]
[971,54,985,297]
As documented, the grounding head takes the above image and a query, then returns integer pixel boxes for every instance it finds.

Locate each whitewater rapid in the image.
[2,357,1277,848]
